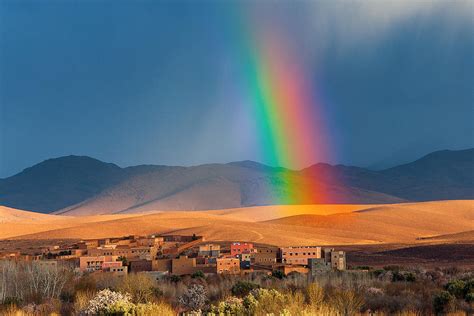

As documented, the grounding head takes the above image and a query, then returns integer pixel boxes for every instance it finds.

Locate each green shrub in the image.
[243,288,286,315]
[433,291,455,314]
[463,279,474,296]
[191,270,205,279]
[271,270,285,279]
[465,292,474,303]
[405,272,416,282]
[210,296,245,315]
[446,279,466,299]
[231,281,260,297]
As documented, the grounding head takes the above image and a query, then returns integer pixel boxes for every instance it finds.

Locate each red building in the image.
[231,242,254,257]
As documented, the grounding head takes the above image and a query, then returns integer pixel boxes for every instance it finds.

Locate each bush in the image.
[446,279,466,299]
[83,288,132,315]
[117,273,155,303]
[74,290,96,314]
[405,272,416,282]
[464,279,474,294]
[178,284,207,311]
[231,281,260,297]
[79,288,174,316]
[133,302,175,316]
[272,270,285,279]
[306,283,324,307]
[433,291,455,314]
[466,292,474,303]
[243,288,287,315]
[210,296,245,315]
[191,270,205,279]
[329,288,364,315]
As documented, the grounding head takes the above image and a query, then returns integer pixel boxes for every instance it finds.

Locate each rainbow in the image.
[234,11,335,204]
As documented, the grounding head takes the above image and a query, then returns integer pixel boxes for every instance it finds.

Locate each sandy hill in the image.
[0,205,58,223]
[2,200,472,246]
[419,230,474,243]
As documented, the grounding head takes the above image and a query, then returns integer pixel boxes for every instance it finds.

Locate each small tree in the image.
[83,288,132,315]
[178,284,207,311]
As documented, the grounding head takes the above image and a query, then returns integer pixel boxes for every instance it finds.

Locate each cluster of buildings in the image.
[0,234,346,277]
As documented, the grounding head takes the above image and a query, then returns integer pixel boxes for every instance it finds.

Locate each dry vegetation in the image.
[1,261,473,315]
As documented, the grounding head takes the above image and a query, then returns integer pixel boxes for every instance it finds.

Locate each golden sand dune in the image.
[1,200,472,246]
[0,206,61,223]
[419,230,474,243]
[207,204,373,221]
[0,207,138,239]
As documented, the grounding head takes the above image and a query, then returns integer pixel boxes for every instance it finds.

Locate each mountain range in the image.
[0,148,472,215]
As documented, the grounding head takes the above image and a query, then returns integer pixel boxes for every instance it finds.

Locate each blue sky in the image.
[1,0,473,177]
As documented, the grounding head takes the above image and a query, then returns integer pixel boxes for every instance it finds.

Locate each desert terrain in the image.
[1,200,473,267]
[0,200,472,243]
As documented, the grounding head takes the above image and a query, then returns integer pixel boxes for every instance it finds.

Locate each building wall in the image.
[230,242,254,257]
[280,246,321,265]
[331,251,346,270]
[102,261,122,269]
[129,259,152,273]
[276,265,309,275]
[308,258,331,276]
[172,256,196,275]
[79,256,117,272]
[252,247,278,266]
[88,246,156,260]
[152,259,172,272]
[198,244,220,257]
[107,266,128,275]
[216,257,240,274]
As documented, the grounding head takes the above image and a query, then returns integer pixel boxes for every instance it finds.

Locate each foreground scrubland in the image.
[0,261,473,315]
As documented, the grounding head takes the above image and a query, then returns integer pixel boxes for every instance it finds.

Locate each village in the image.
[0,234,347,278]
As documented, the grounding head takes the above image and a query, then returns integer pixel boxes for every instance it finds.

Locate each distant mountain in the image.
[0,149,472,214]
[380,149,474,201]
[0,156,127,213]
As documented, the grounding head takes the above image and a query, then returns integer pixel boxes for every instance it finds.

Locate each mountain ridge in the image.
[1,149,472,214]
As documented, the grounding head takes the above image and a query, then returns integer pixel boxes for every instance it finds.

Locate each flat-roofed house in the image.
[105,266,128,275]
[280,246,321,265]
[330,251,346,270]
[216,257,240,274]
[198,244,220,257]
[79,256,118,272]
[230,242,254,257]
[252,247,278,266]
